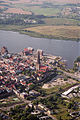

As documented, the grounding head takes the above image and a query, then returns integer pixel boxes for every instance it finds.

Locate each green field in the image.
[0,0,80,41]
[23,6,60,16]
[43,18,80,26]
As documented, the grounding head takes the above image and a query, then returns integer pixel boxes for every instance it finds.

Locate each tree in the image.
[27,114,39,120]
[64,77,68,81]
[0,116,2,120]
[76,56,80,62]
[58,116,62,120]
[58,87,62,92]
[20,116,27,120]
[67,101,75,109]
[73,63,78,72]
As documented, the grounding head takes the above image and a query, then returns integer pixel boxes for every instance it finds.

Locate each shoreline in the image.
[0,28,80,69]
[20,30,80,41]
[0,26,80,41]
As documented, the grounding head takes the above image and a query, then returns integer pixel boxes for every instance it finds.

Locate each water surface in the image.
[0,30,80,68]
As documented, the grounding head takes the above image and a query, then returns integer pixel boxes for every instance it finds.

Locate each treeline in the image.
[9,105,39,120]
[75,56,80,62]
[0,14,45,25]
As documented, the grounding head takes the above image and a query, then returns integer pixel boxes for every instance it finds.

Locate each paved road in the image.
[56,67,80,81]
[45,112,57,120]
[63,71,80,81]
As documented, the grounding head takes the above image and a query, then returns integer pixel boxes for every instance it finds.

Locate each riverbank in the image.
[0,25,80,41]
[0,29,80,69]
[20,30,80,41]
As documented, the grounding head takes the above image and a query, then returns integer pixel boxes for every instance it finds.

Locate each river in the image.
[0,30,80,68]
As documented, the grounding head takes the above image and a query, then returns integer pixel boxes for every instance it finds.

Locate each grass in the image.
[24,25,80,40]
[0,24,80,41]
[43,18,80,26]
[43,82,78,95]
[0,24,40,32]
[41,83,80,120]
[0,25,24,31]
[0,95,21,107]
[43,86,59,95]
[56,107,72,120]
[24,6,60,16]
[72,97,80,103]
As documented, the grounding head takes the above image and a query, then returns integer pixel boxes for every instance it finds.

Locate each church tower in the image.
[36,51,40,70]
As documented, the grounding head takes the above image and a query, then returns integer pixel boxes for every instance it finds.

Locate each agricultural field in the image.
[0,0,80,41]
[43,18,80,26]
[51,0,80,4]
[24,25,80,40]
[23,7,60,16]
[4,8,32,15]
[1,0,80,4]
[0,0,80,16]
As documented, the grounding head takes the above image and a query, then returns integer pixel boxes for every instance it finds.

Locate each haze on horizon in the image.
[1,0,80,4]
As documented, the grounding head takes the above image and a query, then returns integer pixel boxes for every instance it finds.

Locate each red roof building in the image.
[39,66,48,73]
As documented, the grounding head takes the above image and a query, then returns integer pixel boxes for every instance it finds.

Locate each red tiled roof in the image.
[40,66,48,70]
[24,48,28,52]
[39,70,46,73]
[27,83,32,86]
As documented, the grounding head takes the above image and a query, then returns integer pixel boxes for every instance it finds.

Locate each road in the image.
[45,112,57,120]
[0,102,24,111]
[63,71,80,81]
[0,97,31,111]
[52,65,80,81]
